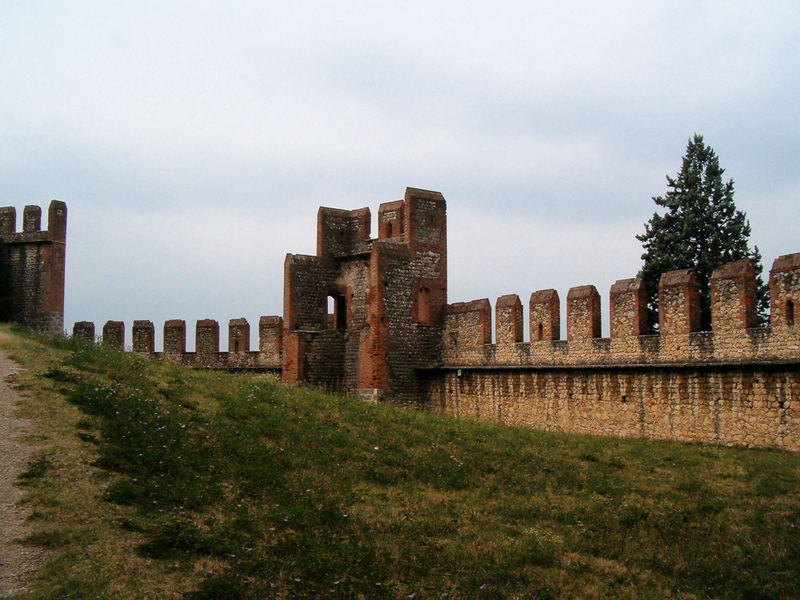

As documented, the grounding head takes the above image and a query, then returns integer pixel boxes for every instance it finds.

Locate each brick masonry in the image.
[73,188,800,450]
[0,201,67,334]
[283,187,446,402]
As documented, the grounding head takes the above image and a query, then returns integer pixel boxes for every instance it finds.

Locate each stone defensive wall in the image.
[72,316,283,371]
[66,187,799,451]
[423,253,800,451]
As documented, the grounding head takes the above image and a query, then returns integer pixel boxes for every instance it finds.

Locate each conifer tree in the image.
[637,134,768,330]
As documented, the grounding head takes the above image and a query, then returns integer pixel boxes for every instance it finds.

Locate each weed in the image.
[17,455,51,485]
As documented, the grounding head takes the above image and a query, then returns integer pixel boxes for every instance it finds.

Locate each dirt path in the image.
[0,334,45,599]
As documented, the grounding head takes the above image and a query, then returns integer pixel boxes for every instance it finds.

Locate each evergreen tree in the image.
[637,134,768,330]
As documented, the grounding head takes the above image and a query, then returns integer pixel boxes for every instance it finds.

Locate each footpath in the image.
[0,333,45,599]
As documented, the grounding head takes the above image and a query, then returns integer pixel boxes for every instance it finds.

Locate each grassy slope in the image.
[4,326,800,600]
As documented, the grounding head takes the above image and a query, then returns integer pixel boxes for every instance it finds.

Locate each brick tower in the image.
[0,200,67,334]
[283,187,446,402]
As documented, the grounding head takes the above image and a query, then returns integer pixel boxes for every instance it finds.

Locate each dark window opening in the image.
[537,322,544,341]
[327,293,347,330]
[234,340,240,352]
[788,300,795,326]
[385,221,393,238]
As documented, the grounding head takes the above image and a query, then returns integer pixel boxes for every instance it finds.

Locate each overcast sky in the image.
[2,1,798,348]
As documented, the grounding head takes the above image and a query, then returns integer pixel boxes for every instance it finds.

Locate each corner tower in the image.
[0,200,67,334]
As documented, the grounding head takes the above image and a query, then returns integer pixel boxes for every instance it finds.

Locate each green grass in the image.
[4,325,800,599]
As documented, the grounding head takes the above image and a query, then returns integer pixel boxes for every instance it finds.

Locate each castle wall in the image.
[429,253,800,450]
[76,316,283,370]
[0,201,67,334]
[424,365,798,451]
[69,186,800,452]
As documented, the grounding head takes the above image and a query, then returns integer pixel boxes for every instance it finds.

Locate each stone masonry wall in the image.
[431,253,800,450]
[424,366,799,451]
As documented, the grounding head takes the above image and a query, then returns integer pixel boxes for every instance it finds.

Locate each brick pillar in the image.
[22,205,41,232]
[132,320,155,353]
[610,277,647,338]
[196,319,219,354]
[102,320,125,347]
[769,252,800,330]
[163,320,186,355]
[659,269,701,335]
[282,332,306,383]
[567,285,601,341]
[495,294,523,346]
[47,200,67,242]
[358,243,394,392]
[72,321,95,343]
[228,318,250,353]
[0,207,15,234]
[529,289,560,342]
[710,259,757,332]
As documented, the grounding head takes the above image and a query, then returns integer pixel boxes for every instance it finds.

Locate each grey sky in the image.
[1,1,797,347]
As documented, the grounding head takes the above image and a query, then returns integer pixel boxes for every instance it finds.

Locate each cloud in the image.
[0,0,797,334]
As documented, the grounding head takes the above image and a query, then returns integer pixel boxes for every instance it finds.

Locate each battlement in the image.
[0,200,67,334]
[75,316,283,370]
[442,254,800,368]
[0,201,67,243]
[317,206,372,258]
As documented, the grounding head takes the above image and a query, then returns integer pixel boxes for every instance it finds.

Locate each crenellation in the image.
[0,207,15,234]
[132,320,155,353]
[229,318,250,353]
[567,285,601,341]
[530,289,560,343]
[378,200,405,240]
[659,269,701,335]
[196,319,220,355]
[163,320,187,355]
[72,321,95,342]
[23,205,41,232]
[495,294,523,350]
[103,320,125,348]
[258,316,283,351]
[711,259,757,333]
[610,277,647,339]
[317,207,371,259]
[442,299,491,364]
[769,252,800,332]
[440,254,800,371]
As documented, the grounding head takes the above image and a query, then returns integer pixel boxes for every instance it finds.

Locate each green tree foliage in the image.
[637,135,768,330]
